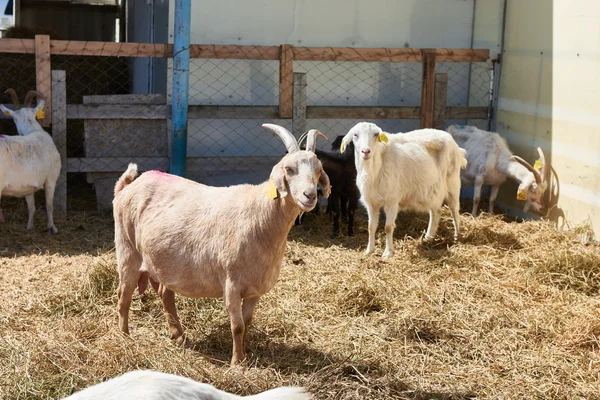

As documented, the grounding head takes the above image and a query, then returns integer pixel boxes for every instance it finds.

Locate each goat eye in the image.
[353,134,358,138]
[285,167,295,174]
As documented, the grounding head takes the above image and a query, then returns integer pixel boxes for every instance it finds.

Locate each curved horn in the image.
[305,129,328,153]
[5,88,20,110]
[511,155,542,184]
[25,90,45,108]
[537,147,546,182]
[262,123,300,153]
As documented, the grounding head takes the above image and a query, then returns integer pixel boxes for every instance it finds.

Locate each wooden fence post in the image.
[35,35,52,126]
[51,70,67,214]
[420,49,436,129]
[433,73,448,130]
[279,44,294,119]
[292,72,307,139]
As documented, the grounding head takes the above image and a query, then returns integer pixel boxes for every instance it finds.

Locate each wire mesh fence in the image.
[0,39,494,213]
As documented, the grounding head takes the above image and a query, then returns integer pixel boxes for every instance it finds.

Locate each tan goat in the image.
[112,124,330,366]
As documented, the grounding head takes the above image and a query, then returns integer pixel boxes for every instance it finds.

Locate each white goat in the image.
[0,89,60,233]
[447,124,547,216]
[340,122,467,257]
[63,370,311,400]
[112,125,330,366]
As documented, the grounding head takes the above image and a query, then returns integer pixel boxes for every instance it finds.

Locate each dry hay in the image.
[1,207,599,400]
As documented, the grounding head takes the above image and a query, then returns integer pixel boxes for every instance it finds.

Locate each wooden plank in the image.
[66,104,279,119]
[0,39,489,62]
[0,38,36,53]
[83,94,166,105]
[67,157,169,173]
[292,72,307,138]
[445,106,489,119]
[293,47,489,62]
[35,35,52,126]
[420,49,436,129]
[51,70,67,214]
[307,106,420,119]
[49,40,173,57]
[433,73,448,130]
[279,44,294,119]
[190,45,280,60]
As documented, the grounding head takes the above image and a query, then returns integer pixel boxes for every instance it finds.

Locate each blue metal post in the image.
[170,0,191,177]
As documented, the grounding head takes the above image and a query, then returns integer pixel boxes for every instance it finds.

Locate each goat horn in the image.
[511,155,542,184]
[305,129,328,153]
[537,147,546,182]
[25,90,45,108]
[5,88,20,110]
[262,124,300,153]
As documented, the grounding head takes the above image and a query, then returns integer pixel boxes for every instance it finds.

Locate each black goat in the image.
[315,135,359,236]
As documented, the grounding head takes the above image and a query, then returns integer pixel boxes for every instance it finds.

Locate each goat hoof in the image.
[364,248,375,255]
[27,225,34,231]
[382,250,394,258]
[48,227,59,235]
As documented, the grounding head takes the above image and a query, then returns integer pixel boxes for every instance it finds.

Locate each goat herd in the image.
[0,89,549,399]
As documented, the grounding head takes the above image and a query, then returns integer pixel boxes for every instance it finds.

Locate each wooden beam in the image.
[35,35,52,126]
[49,40,173,57]
[293,47,489,62]
[445,106,489,120]
[51,70,67,214]
[279,44,294,119]
[307,106,420,119]
[66,104,279,119]
[292,72,307,138]
[433,73,448,130]
[67,157,169,173]
[0,39,490,62]
[190,45,280,60]
[420,49,436,129]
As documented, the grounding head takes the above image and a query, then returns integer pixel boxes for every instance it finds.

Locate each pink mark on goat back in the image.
[147,170,175,179]
[0,134,4,139]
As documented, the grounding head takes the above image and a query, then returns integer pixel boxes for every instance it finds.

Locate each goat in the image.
[0,89,60,233]
[313,135,359,237]
[447,124,547,216]
[112,125,330,366]
[340,122,467,257]
[63,370,311,400]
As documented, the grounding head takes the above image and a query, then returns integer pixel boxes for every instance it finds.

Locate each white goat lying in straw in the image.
[340,122,467,257]
[447,124,547,216]
[63,370,311,400]
[112,125,330,366]
[0,89,60,233]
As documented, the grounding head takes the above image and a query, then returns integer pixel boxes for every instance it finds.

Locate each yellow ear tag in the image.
[36,108,45,120]
[517,188,527,201]
[533,159,542,170]
[3,111,10,116]
[378,132,389,143]
[266,178,278,200]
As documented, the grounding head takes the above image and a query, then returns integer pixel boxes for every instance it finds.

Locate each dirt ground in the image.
[1,201,599,399]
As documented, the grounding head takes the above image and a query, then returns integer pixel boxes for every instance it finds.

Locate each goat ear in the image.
[269,164,288,198]
[318,168,331,198]
[0,105,14,117]
[340,132,353,153]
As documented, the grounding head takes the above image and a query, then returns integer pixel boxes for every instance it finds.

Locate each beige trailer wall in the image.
[496,0,600,238]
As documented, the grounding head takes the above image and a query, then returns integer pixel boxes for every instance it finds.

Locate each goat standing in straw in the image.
[112,125,330,366]
[0,89,60,233]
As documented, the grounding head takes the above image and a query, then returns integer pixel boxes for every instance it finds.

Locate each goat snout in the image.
[303,190,317,203]
[361,148,371,159]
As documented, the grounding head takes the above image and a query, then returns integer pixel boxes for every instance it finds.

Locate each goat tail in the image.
[244,386,312,400]
[114,163,139,196]
[458,147,468,170]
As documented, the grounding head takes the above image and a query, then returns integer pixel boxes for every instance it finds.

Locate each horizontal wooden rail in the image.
[62,104,488,120]
[0,38,489,62]
[66,156,282,173]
